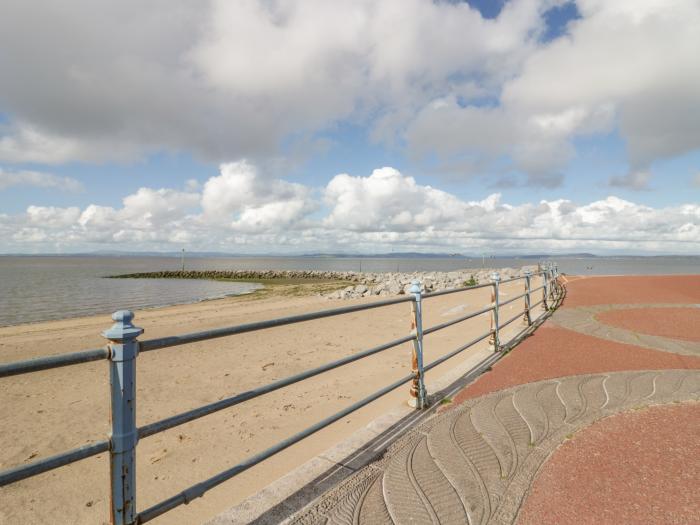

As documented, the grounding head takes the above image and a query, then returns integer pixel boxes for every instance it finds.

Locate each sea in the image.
[1,255,698,327]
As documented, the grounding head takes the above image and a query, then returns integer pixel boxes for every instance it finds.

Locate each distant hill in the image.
[514,253,597,259]
[299,252,467,259]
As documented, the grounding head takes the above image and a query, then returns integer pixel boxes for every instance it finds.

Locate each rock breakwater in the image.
[110,266,539,300]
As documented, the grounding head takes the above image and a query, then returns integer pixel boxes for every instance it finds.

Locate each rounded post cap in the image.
[523,269,532,276]
[112,310,134,323]
[102,309,143,341]
[409,279,422,295]
[490,271,501,282]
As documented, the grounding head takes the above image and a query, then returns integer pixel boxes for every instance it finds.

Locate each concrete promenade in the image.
[288,275,700,524]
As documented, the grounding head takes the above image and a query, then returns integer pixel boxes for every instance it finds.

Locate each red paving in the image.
[597,307,700,342]
[450,275,700,523]
[561,274,700,306]
[518,402,700,525]
[453,324,700,403]
[453,275,700,402]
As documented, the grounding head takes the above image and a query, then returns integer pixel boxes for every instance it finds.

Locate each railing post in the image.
[103,310,143,525]
[548,263,556,302]
[523,270,532,326]
[488,272,501,351]
[408,280,427,409]
[542,266,549,310]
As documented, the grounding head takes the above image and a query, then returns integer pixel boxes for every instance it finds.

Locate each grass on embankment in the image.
[107,272,354,300]
[224,277,354,300]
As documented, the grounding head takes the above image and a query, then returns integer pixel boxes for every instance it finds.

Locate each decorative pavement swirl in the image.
[288,369,700,525]
[550,304,700,357]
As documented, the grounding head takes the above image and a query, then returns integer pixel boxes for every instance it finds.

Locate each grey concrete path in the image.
[550,304,700,357]
[287,369,700,525]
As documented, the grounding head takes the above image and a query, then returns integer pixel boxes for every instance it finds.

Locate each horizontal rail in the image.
[423,329,493,372]
[138,333,415,439]
[530,284,545,293]
[498,275,526,284]
[0,440,110,486]
[140,295,414,352]
[0,348,110,378]
[499,291,528,307]
[423,305,494,336]
[501,310,548,351]
[138,371,416,523]
[422,281,494,298]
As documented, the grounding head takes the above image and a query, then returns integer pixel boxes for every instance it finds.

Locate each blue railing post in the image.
[523,270,532,326]
[103,310,143,525]
[408,280,427,409]
[489,272,501,351]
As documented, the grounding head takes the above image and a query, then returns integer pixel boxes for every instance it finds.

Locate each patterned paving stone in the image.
[550,304,700,356]
[287,369,700,525]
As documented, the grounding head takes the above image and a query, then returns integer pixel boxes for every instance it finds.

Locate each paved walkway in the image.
[551,303,700,356]
[288,275,700,524]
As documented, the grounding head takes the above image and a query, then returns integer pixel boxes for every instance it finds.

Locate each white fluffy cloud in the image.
[2,164,699,254]
[201,161,315,232]
[0,1,553,172]
[1,1,697,187]
[324,167,469,231]
[405,0,700,186]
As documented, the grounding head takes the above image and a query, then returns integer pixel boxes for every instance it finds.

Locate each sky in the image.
[0,0,699,255]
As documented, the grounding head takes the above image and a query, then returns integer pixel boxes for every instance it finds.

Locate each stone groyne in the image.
[109,266,539,300]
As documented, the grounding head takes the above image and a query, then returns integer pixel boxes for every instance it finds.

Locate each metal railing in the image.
[0,263,563,524]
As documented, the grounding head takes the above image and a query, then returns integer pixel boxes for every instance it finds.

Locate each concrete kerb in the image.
[207,283,565,525]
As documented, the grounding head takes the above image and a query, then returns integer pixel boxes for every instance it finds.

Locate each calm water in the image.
[0,255,698,327]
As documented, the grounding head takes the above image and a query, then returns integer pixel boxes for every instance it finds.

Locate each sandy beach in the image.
[0,276,545,525]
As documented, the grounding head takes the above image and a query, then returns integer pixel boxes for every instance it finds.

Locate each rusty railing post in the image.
[523,270,532,325]
[548,263,556,302]
[103,310,143,525]
[408,280,427,409]
[488,272,501,351]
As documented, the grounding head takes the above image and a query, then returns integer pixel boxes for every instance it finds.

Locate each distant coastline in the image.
[2,250,601,258]
[5,250,700,259]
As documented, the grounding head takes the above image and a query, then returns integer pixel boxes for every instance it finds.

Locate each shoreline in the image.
[0,277,353,331]
[1,266,533,330]
[108,265,536,300]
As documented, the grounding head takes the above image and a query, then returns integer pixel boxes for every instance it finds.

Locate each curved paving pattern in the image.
[550,304,700,356]
[288,369,700,525]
